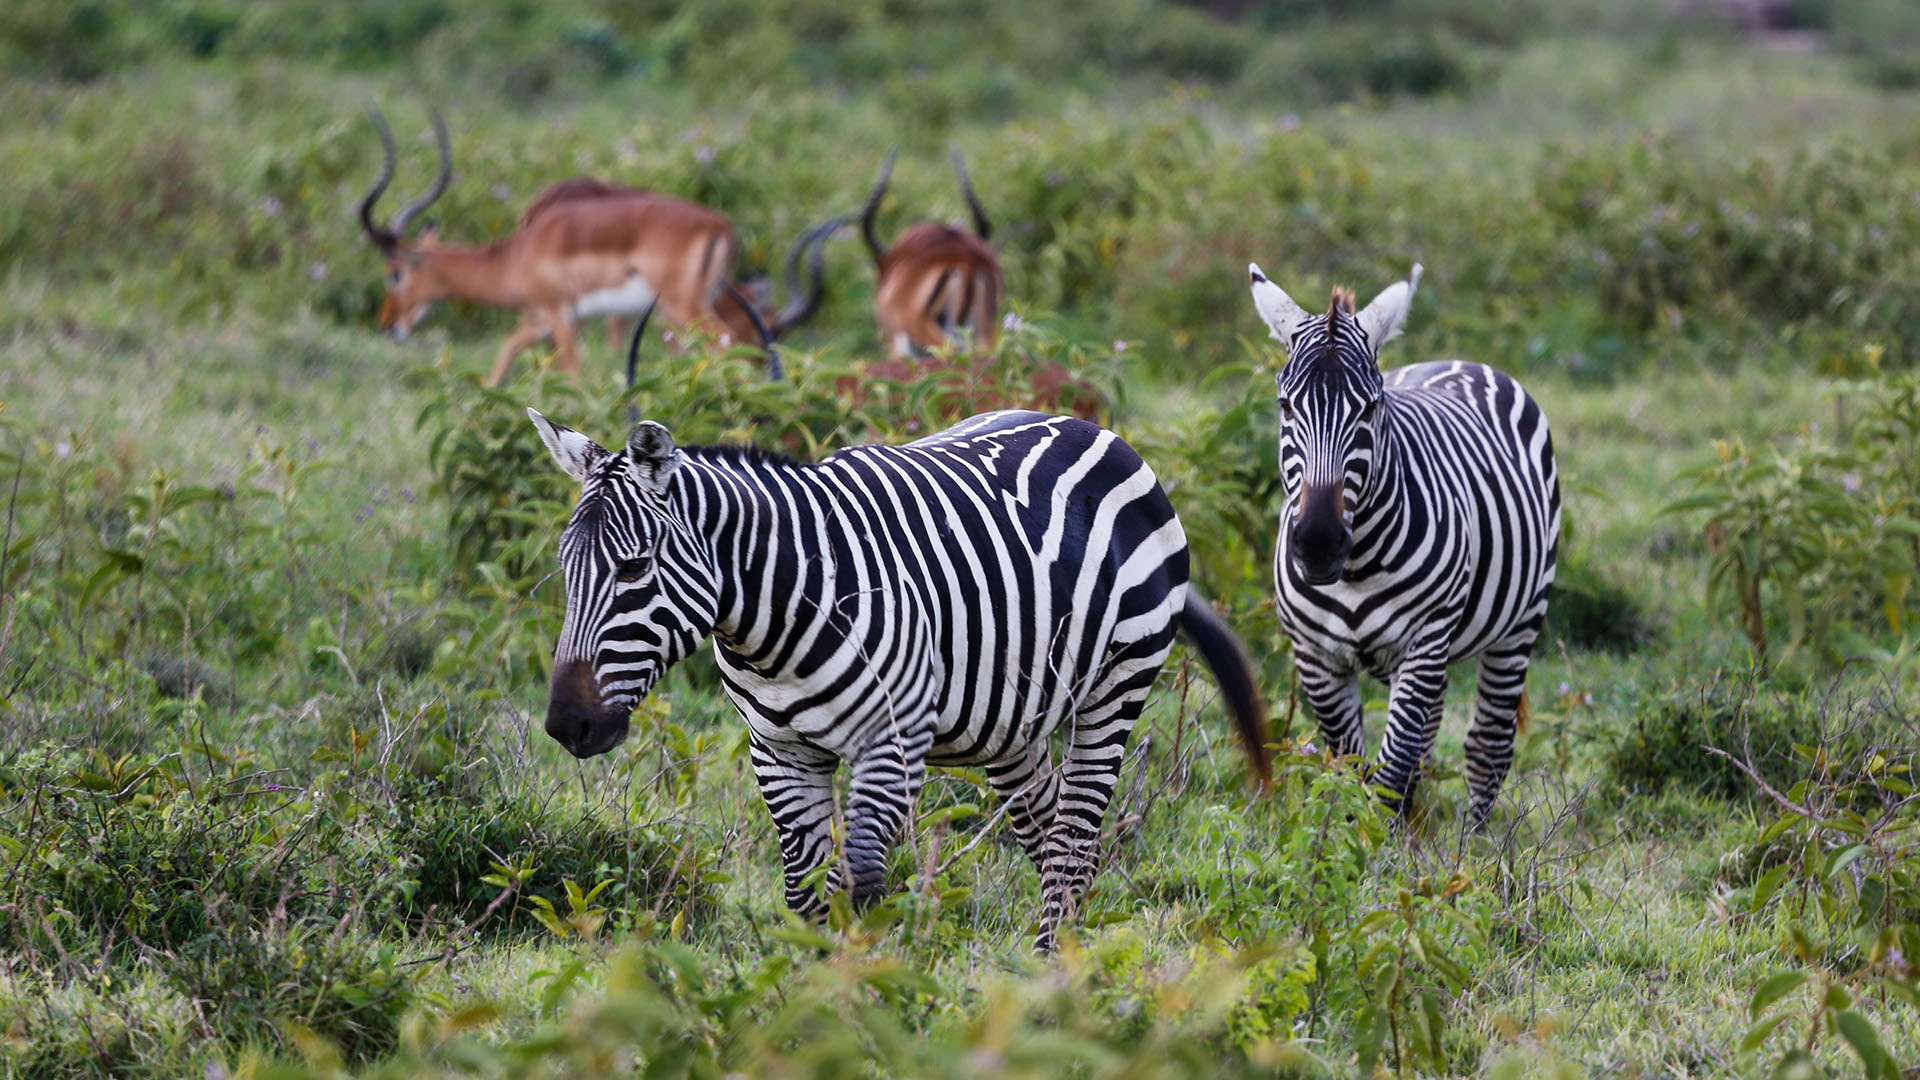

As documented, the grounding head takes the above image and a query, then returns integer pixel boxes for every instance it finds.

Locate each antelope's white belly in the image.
[572,273,658,319]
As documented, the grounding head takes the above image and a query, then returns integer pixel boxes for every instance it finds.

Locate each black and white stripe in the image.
[529,408,1270,950]
[1248,263,1560,825]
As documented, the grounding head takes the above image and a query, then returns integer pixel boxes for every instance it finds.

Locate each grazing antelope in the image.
[358,107,835,385]
[512,178,846,356]
[860,147,1002,358]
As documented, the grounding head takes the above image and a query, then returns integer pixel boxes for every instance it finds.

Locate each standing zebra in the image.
[528,408,1271,950]
[1248,263,1560,826]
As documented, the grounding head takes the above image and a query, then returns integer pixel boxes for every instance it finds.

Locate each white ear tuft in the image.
[529,407,609,484]
[1356,264,1423,349]
[626,420,681,494]
[1249,262,1310,348]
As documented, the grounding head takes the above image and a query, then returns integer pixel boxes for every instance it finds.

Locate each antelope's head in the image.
[1249,262,1422,586]
[528,410,721,758]
[359,106,453,341]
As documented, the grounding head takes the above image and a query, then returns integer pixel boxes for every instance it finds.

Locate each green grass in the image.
[4,1,1920,1076]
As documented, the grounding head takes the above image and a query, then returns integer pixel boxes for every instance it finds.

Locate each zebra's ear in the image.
[626,420,681,494]
[528,408,609,484]
[1356,264,1423,350]
[1249,263,1311,350]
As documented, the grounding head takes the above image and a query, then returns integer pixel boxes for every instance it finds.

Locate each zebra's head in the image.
[528,409,720,758]
[1248,262,1423,586]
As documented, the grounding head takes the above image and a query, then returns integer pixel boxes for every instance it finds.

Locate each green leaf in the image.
[1749,970,1808,1020]
[1833,1009,1896,1080]
[1740,1012,1792,1054]
[1751,864,1792,914]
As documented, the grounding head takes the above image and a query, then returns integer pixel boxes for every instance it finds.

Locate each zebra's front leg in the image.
[749,734,842,920]
[1373,627,1454,817]
[844,720,936,907]
[1295,650,1365,758]
[1464,635,1539,829]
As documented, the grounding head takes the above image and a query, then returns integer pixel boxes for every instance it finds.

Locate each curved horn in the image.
[624,297,659,410]
[390,108,452,238]
[359,104,399,252]
[722,280,783,382]
[950,145,991,241]
[860,147,897,269]
[771,213,854,337]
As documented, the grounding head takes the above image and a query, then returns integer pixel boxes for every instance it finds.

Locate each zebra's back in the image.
[1380,360,1560,662]
[727,413,1190,767]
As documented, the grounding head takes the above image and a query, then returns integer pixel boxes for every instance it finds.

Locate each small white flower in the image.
[662,329,675,343]
[694,144,717,165]
[1843,472,1860,493]
[1558,681,1570,696]
[1002,311,1024,333]
[260,196,281,217]
[309,262,327,281]
[55,440,72,458]
[1113,339,1128,353]
[492,183,513,201]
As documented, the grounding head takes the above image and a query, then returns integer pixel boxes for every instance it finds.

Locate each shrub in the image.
[1541,549,1657,654]
[1666,360,1920,671]
[1605,680,1813,798]
[389,773,715,932]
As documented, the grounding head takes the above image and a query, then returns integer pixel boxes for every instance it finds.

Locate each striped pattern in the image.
[531,409,1268,950]
[1250,265,1560,825]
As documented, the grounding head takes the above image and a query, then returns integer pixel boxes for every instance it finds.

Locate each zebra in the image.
[527,407,1271,950]
[1247,263,1560,826]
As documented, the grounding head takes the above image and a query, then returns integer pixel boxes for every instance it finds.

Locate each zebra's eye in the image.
[614,557,646,583]
[1278,400,1295,422]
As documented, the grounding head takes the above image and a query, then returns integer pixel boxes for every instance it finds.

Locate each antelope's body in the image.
[861,149,1003,358]
[359,108,836,386]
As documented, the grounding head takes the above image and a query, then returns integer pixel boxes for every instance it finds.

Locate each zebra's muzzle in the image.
[545,659,632,758]
[1289,483,1353,586]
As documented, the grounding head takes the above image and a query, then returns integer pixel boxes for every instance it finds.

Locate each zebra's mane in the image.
[684,442,809,471]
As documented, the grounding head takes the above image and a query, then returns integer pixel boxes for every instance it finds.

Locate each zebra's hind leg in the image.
[1372,626,1453,818]
[1295,651,1365,759]
[985,743,1062,869]
[844,721,936,907]
[1032,685,1151,953]
[750,734,842,920]
[1464,634,1540,829]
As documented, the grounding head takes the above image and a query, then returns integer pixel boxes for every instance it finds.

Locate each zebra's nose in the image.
[546,659,612,756]
[1290,485,1352,584]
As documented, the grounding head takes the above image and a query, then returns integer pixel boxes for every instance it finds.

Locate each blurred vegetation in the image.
[3,0,1920,1074]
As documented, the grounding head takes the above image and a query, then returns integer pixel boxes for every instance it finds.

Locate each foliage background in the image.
[3,0,1920,1075]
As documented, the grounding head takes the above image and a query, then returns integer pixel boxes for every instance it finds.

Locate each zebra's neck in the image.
[1346,401,1409,568]
[669,447,823,663]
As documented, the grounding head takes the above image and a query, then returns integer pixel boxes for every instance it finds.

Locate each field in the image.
[5,0,1920,1076]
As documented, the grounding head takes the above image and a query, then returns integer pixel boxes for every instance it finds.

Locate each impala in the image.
[859,147,1002,358]
[358,107,839,385]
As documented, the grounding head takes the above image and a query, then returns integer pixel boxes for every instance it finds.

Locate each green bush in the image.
[1667,360,1920,670]
[1605,681,1813,798]
[390,773,714,931]
[1542,548,1656,654]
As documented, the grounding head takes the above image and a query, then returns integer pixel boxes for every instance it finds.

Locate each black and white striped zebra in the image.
[1247,263,1560,826]
[528,408,1271,950]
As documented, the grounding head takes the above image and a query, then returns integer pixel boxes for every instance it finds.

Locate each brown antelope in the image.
[859,147,1002,359]
[358,107,838,385]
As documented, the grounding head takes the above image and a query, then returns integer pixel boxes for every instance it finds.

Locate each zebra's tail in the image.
[1179,593,1273,791]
